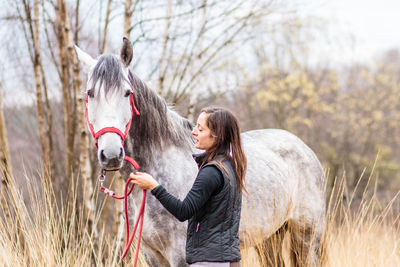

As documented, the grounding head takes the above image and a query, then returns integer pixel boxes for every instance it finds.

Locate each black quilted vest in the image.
[186,154,242,264]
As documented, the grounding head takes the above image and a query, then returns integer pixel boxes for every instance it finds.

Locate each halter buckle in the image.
[99,169,106,187]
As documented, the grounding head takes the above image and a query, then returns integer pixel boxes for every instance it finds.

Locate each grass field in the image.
[0,170,399,267]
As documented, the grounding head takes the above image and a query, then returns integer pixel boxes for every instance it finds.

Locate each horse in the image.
[75,38,326,267]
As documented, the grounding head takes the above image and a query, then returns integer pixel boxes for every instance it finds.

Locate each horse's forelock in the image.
[90,54,127,98]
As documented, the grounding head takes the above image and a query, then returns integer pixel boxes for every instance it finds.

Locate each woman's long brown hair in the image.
[200,107,247,194]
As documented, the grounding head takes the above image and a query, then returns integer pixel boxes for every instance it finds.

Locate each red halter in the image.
[85,92,140,147]
[85,87,145,266]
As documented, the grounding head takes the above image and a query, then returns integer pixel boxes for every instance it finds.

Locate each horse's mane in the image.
[127,71,194,168]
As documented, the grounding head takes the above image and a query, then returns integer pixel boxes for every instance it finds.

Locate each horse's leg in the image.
[288,220,322,267]
[255,222,288,267]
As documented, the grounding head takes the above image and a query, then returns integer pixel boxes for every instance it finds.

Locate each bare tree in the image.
[157,0,172,95]
[100,0,113,53]
[17,0,54,180]
[124,0,140,38]
[123,0,132,37]
[122,0,268,118]
[0,87,13,222]
[56,0,74,178]
[58,0,98,236]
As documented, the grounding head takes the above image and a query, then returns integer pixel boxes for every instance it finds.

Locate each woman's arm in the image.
[130,166,223,222]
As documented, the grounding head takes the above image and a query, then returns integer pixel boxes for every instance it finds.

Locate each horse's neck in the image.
[126,73,194,171]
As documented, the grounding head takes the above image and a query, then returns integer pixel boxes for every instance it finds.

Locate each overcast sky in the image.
[1,0,399,105]
[304,0,400,64]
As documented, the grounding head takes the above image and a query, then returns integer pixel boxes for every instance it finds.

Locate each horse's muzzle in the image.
[99,147,125,170]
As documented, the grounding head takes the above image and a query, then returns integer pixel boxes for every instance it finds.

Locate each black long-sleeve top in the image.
[151,165,224,222]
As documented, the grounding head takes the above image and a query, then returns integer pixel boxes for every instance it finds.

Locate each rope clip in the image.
[99,169,106,187]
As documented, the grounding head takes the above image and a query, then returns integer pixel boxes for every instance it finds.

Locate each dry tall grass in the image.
[0,170,147,267]
[0,167,399,266]
[321,171,400,267]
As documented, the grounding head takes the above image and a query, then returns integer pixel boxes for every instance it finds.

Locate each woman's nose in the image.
[191,128,197,136]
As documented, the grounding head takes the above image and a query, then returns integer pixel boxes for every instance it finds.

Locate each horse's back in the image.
[239,129,326,245]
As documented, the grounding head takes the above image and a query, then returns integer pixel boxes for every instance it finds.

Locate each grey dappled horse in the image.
[75,38,326,267]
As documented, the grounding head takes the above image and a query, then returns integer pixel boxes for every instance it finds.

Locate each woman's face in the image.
[192,112,215,151]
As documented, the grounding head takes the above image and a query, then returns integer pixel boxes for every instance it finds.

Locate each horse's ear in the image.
[120,37,133,67]
[74,45,97,74]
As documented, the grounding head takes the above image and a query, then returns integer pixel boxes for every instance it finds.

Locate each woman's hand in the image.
[129,172,159,190]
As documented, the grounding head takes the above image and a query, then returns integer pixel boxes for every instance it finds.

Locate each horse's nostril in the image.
[119,148,124,159]
[100,150,106,162]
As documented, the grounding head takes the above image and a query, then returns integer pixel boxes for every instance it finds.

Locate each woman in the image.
[130,107,247,267]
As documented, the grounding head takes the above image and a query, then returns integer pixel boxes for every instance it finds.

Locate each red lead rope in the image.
[85,89,145,266]
[99,163,146,263]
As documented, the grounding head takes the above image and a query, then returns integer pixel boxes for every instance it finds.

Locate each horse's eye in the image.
[87,89,94,98]
[124,90,131,97]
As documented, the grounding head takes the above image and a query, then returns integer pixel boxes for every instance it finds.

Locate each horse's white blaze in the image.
[93,90,131,167]
[89,89,131,129]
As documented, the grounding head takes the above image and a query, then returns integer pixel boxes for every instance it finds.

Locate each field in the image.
[0,170,399,267]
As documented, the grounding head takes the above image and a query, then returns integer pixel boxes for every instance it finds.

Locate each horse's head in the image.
[75,38,137,170]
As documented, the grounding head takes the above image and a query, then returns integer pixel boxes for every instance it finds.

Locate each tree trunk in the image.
[60,0,97,236]
[39,63,56,177]
[100,0,113,53]
[20,0,52,179]
[0,89,12,223]
[123,0,132,37]
[157,0,172,95]
[32,0,52,180]
[56,0,73,179]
